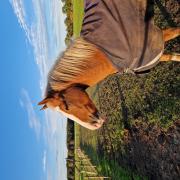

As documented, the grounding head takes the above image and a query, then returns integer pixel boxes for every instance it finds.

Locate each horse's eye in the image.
[64,101,69,110]
[59,93,69,111]
[61,100,69,111]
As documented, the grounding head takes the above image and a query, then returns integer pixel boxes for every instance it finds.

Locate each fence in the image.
[75,148,110,180]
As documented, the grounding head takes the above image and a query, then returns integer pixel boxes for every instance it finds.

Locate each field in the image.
[73,0,146,179]
[73,0,180,179]
[72,0,84,38]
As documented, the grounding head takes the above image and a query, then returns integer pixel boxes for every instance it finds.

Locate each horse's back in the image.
[81,0,164,73]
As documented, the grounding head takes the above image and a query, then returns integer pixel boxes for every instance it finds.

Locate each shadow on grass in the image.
[155,0,177,26]
[81,143,147,180]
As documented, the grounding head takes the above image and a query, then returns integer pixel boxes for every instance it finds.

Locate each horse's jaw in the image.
[55,107,104,130]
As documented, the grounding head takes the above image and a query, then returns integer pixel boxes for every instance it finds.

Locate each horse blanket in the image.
[81,0,164,73]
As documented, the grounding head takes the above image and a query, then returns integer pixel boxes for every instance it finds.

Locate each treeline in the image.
[61,0,73,44]
[66,119,75,180]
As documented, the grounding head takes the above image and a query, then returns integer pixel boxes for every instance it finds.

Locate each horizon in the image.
[0,0,68,180]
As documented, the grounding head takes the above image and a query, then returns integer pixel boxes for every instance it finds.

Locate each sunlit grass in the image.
[73,1,84,179]
[74,124,80,180]
[72,1,144,179]
[82,143,147,180]
[72,1,178,179]
[72,0,84,37]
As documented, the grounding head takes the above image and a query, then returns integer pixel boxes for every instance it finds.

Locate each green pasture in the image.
[73,0,84,37]
[73,1,83,179]
[73,0,179,179]
[73,0,146,179]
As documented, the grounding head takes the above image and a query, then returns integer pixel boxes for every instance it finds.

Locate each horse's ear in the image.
[40,104,48,110]
[38,98,50,111]
[38,93,62,110]
[38,98,49,105]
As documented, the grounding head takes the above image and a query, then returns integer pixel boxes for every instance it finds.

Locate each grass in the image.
[82,143,147,180]
[73,0,179,179]
[72,0,100,155]
[73,1,84,179]
[74,124,80,180]
[73,0,147,179]
[75,123,146,180]
[72,0,84,37]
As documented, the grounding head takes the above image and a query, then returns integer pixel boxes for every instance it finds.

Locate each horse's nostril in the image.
[91,120,98,125]
[93,111,99,119]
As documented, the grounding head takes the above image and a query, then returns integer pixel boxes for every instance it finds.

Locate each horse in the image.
[38,0,180,130]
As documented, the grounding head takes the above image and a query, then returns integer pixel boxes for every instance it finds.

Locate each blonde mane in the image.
[47,37,98,92]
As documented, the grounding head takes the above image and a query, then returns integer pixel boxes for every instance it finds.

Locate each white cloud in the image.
[10,0,31,42]
[43,150,47,172]
[20,88,41,139]
[10,0,68,179]
[10,0,67,93]
[10,0,50,93]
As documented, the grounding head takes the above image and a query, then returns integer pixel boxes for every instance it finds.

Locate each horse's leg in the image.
[160,28,180,62]
[159,54,180,62]
[162,28,180,42]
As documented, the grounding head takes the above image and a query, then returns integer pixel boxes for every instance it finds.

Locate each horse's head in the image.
[38,86,105,130]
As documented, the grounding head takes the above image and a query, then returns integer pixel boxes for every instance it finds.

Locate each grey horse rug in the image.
[81,0,164,73]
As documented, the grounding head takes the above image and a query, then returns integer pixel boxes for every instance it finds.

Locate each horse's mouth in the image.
[92,117,105,128]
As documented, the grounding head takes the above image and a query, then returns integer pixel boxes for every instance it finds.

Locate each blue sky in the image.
[0,0,67,180]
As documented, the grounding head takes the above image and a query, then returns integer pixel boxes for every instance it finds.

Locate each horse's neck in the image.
[77,48,118,86]
[50,43,118,92]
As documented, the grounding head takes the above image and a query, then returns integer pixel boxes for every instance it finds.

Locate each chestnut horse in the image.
[38,29,179,130]
[38,0,180,130]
